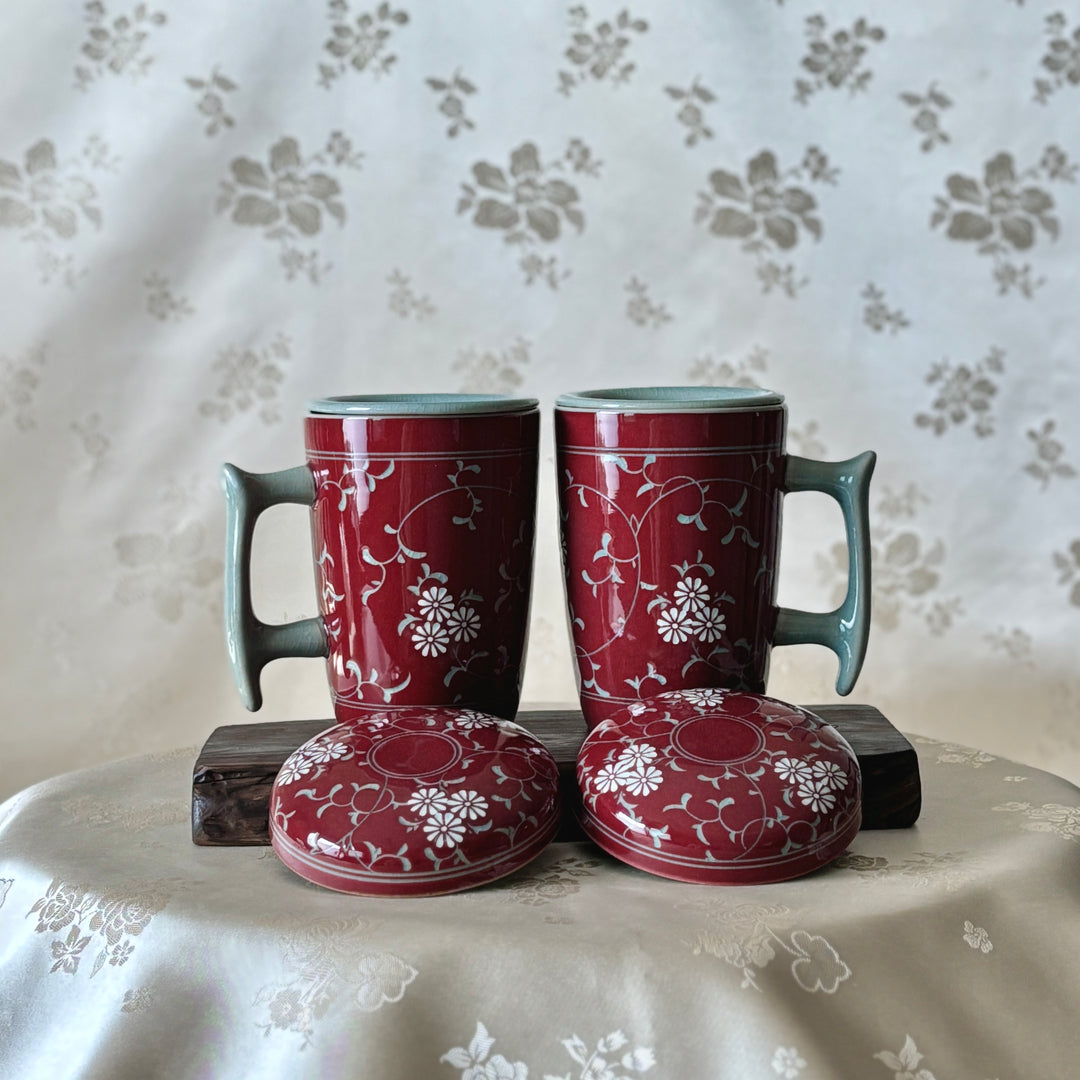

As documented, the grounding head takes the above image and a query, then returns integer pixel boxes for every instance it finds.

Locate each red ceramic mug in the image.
[223,394,540,722]
[555,387,875,730]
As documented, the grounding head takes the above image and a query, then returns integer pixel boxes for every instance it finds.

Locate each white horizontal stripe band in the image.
[558,443,782,455]
[271,819,555,882]
[582,806,859,869]
[307,448,537,462]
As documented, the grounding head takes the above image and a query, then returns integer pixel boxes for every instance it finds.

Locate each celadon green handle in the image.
[221,463,327,711]
[773,451,876,696]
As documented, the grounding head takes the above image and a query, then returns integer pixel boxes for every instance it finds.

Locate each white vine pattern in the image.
[562,449,775,705]
[578,691,859,863]
[315,456,529,705]
[272,712,555,879]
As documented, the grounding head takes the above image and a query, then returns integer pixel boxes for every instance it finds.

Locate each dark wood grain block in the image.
[192,704,921,846]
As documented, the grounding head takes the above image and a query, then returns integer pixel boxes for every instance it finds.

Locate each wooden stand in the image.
[192,704,921,846]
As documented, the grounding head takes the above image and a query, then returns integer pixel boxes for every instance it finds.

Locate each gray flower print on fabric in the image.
[625,277,672,327]
[818,484,961,636]
[687,344,768,388]
[199,332,290,424]
[1035,13,1080,103]
[684,900,852,995]
[993,800,1080,840]
[426,71,477,137]
[874,1036,937,1080]
[75,2,166,90]
[71,412,111,471]
[441,1022,656,1080]
[114,520,222,624]
[27,877,170,979]
[0,344,46,432]
[454,338,531,394]
[457,141,595,287]
[499,854,601,905]
[788,419,827,459]
[861,284,909,333]
[0,137,109,287]
[217,133,361,283]
[121,987,154,1013]
[985,626,1035,667]
[664,78,716,146]
[915,346,1003,438]
[1053,540,1080,606]
[1024,419,1075,487]
[319,0,409,88]
[254,917,416,1047]
[795,15,885,104]
[558,6,649,96]
[695,147,836,297]
[387,270,436,319]
[931,146,1074,297]
[566,137,603,177]
[184,69,238,136]
[144,272,194,321]
[899,84,952,152]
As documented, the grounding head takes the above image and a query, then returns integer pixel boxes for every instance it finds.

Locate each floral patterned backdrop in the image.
[1,0,1078,800]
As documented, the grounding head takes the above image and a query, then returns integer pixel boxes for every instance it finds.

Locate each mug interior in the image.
[555,386,784,411]
[309,393,539,416]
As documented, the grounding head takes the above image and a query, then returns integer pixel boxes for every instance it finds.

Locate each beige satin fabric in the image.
[0,737,1077,1079]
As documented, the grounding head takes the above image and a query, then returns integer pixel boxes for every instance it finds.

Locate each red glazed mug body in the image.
[555,387,875,730]
[223,394,540,722]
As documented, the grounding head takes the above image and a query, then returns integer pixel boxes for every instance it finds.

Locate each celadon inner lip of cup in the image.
[554,386,784,411]
[308,394,539,416]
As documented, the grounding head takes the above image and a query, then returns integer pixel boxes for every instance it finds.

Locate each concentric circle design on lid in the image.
[270,708,561,896]
[576,689,861,885]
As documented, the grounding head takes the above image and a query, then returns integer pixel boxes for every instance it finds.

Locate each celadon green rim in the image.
[554,386,784,412]
[308,393,539,416]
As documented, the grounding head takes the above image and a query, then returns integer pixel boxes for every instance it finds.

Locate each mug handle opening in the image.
[773,451,876,696]
[221,463,328,711]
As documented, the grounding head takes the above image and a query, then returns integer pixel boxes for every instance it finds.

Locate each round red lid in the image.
[270,708,561,896]
[576,689,861,885]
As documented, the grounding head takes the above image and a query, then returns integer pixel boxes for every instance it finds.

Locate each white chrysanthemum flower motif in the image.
[594,762,628,793]
[451,709,489,730]
[797,780,836,814]
[445,604,481,642]
[407,787,450,817]
[417,585,455,621]
[680,687,727,707]
[811,759,846,791]
[305,740,352,765]
[277,755,314,785]
[448,789,488,821]
[617,742,658,770]
[774,756,813,784]
[423,809,466,848]
[622,764,664,797]
[673,575,709,613]
[689,605,726,643]
[412,620,450,657]
[656,606,691,644]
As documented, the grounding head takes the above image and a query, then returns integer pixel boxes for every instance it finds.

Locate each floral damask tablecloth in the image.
[0,735,1077,1079]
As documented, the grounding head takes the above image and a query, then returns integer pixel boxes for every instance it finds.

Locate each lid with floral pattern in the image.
[576,689,861,885]
[270,708,561,896]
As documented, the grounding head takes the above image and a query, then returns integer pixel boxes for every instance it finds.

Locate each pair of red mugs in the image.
[223,389,875,893]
